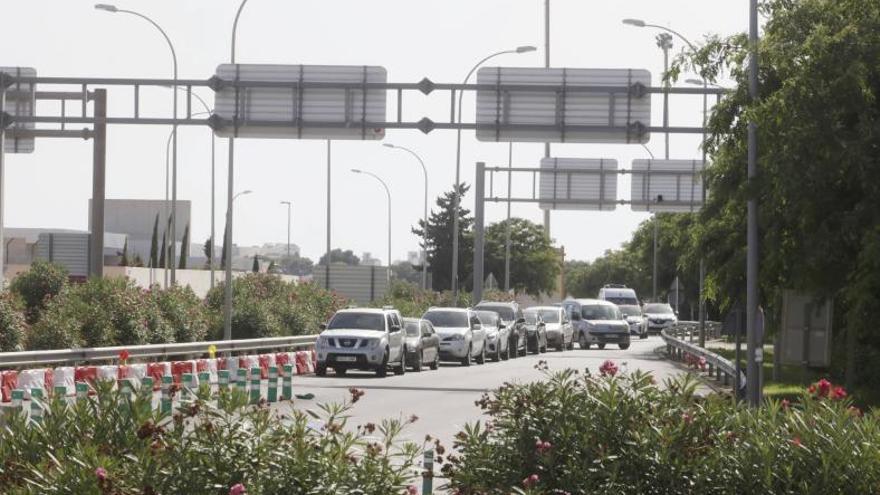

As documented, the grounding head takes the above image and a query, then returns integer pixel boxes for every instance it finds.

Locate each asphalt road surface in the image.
[276,335,706,449]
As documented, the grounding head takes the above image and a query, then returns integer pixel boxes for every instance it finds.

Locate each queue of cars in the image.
[313,284,677,377]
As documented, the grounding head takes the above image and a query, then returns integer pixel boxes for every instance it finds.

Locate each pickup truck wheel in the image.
[393,348,407,375]
[598,343,606,350]
[375,350,389,377]
[316,364,327,377]
[475,344,486,365]
[429,353,439,370]
[411,351,423,372]
[619,343,631,350]
[335,367,347,376]
[461,345,472,367]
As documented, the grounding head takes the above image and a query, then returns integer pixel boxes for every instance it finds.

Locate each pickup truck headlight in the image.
[366,339,380,348]
[486,331,498,340]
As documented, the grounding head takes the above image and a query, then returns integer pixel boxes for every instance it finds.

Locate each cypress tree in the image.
[178,224,190,269]
[149,213,159,268]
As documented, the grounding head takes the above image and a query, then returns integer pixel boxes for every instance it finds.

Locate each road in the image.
[276,335,705,450]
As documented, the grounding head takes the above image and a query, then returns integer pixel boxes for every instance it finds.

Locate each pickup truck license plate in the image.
[336,356,357,362]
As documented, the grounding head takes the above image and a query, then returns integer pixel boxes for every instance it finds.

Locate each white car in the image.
[422,307,487,366]
[643,303,678,335]
[315,308,406,377]
[598,284,640,306]
[619,304,648,339]
[474,310,511,361]
[529,306,574,351]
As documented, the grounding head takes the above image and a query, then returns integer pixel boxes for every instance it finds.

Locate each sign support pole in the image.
[0,79,6,287]
[90,89,106,279]
[746,0,761,407]
[472,162,486,303]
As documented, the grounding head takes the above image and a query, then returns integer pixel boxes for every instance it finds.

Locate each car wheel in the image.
[493,345,502,362]
[375,350,389,377]
[461,345,472,367]
[335,367,347,376]
[619,343,630,350]
[640,331,648,339]
[411,351,423,372]
[430,352,439,370]
[579,333,590,350]
[393,348,407,375]
[540,335,548,353]
[316,364,327,377]
[598,343,606,350]
[476,344,486,365]
[501,341,510,361]
[567,338,575,350]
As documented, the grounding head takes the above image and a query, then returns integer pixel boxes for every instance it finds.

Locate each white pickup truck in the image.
[315,307,406,377]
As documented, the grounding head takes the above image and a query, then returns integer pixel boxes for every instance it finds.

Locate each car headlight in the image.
[487,331,498,340]
[367,339,381,348]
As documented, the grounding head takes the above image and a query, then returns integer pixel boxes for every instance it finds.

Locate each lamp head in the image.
[351,168,362,174]
[382,143,396,149]
[95,4,119,12]
[516,45,537,53]
[622,18,646,27]
[241,190,253,196]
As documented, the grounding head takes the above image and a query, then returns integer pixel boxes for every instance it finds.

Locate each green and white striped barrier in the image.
[422,449,434,494]
[218,370,230,392]
[249,367,261,404]
[282,364,293,401]
[181,373,195,401]
[160,375,173,414]
[75,382,89,402]
[267,366,278,403]
[236,368,248,394]
[30,389,43,423]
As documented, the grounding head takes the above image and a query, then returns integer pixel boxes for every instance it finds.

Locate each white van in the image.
[597,284,640,306]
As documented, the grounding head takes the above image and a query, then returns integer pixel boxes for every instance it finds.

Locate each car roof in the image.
[570,298,614,306]
[336,308,392,315]
[528,306,562,311]
[476,301,516,307]
[424,307,470,313]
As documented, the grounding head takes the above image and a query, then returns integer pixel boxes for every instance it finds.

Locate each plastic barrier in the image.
[239,355,260,378]
[147,362,171,390]
[1,370,18,402]
[97,365,119,384]
[17,369,50,400]
[118,363,148,390]
[74,366,98,386]
[53,366,76,396]
[171,361,197,384]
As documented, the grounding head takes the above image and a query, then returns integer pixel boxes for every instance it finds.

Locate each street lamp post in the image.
[96,3,180,284]
[451,45,536,300]
[280,201,292,260]
[351,169,392,281]
[383,143,429,290]
[222,189,252,338]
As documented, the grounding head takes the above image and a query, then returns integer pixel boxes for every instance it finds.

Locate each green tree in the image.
[220,227,229,270]
[318,249,360,266]
[483,218,560,297]
[202,236,213,269]
[412,184,474,292]
[149,213,159,268]
[178,223,189,269]
[159,230,167,269]
[390,261,421,285]
[252,255,260,273]
[670,0,880,385]
[280,253,314,276]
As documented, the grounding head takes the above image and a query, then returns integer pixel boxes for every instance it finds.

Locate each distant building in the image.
[361,252,382,267]
[237,242,301,259]
[406,251,424,266]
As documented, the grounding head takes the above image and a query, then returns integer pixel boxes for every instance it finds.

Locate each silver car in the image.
[619,304,648,339]
[315,308,406,377]
[579,299,631,350]
[422,307,487,366]
[529,306,574,351]
[474,310,510,361]
[643,303,678,335]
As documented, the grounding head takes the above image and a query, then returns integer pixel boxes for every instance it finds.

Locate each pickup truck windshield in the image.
[327,312,385,331]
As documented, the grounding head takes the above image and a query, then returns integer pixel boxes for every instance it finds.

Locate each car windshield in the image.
[475,304,514,321]
[619,305,642,317]
[581,305,619,320]
[605,296,639,306]
[538,309,559,323]
[423,311,468,328]
[475,311,498,326]
[644,304,674,314]
[523,310,540,325]
[327,312,385,331]
[404,320,421,337]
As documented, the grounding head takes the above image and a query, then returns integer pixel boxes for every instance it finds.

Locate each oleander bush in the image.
[373,280,471,317]
[444,363,880,494]
[0,292,26,352]
[152,284,209,343]
[0,384,425,494]
[9,260,69,324]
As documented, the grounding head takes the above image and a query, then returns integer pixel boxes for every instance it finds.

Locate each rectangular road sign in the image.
[213,64,387,140]
[1,67,37,153]
[475,67,651,144]
[539,157,618,211]
[630,159,705,212]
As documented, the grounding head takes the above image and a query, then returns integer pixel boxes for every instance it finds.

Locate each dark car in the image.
[522,308,549,354]
[474,301,527,357]
[402,318,440,371]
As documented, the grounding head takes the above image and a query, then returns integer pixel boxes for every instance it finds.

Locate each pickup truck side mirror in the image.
[517,317,526,324]
[571,313,581,321]
[319,323,327,331]
[391,325,401,332]
[499,323,507,329]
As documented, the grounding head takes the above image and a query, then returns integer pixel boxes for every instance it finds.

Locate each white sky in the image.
[0,0,747,264]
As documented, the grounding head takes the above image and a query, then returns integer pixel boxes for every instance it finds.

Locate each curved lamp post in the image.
[352,169,392,281]
[96,3,181,283]
[383,143,429,290]
[451,45,536,300]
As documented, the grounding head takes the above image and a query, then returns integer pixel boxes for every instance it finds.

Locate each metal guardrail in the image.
[0,335,318,369]
[661,323,745,392]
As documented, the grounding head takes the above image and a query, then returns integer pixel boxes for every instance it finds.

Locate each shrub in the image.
[373,280,469,317]
[26,290,83,350]
[153,285,208,343]
[0,292,26,352]
[0,384,425,494]
[9,260,68,323]
[445,367,880,494]
[206,274,346,339]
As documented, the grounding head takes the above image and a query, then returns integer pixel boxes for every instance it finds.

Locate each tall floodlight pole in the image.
[451,45,536,301]
[383,143,429,290]
[352,169,392,281]
[505,142,513,292]
[543,0,551,235]
[747,0,761,407]
[224,0,249,341]
[280,201,292,260]
[96,4,180,284]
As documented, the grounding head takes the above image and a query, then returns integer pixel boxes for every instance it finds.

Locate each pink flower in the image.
[229,483,246,495]
[831,386,847,401]
[522,474,540,488]
[781,399,790,410]
[599,360,618,377]
[94,467,107,481]
[682,412,693,425]
[406,486,418,495]
[790,437,802,447]
[815,379,832,398]
[535,439,552,454]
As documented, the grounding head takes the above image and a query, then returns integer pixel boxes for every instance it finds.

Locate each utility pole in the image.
[542,0,551,236]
